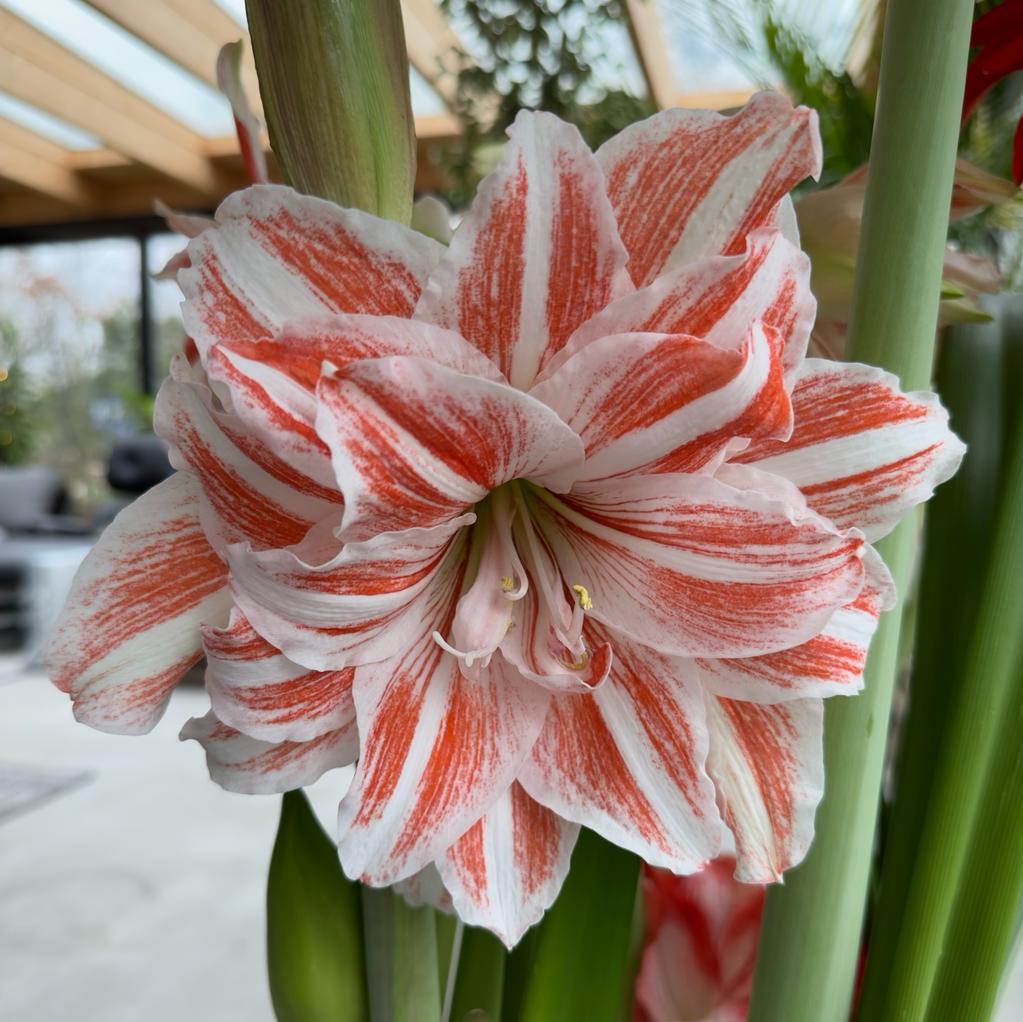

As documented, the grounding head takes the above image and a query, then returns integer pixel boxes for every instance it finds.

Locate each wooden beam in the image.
[80,0,263,112]
[0,119,93,207]
[401,0,463,108]
[624,0,676,110]
[675,89,758,111]
[0,8,224,195]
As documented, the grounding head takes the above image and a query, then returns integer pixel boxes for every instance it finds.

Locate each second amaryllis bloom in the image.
[46,93,964,946]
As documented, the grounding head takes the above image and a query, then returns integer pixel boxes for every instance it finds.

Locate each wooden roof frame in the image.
[0,0,759,228]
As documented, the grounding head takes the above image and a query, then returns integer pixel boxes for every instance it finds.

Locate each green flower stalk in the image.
[748,1,976,1019]
[246,0,416,223]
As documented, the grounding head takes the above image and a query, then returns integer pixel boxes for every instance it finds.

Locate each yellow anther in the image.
[500,575,515,592]
[562,648,590,671]
[571,584,593,611]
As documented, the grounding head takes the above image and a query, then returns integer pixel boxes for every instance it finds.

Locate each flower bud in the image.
[246,0,416,222]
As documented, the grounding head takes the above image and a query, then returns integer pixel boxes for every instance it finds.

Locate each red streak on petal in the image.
[510,783,561,897]
[251,209,425,316]
[456,155,528,375]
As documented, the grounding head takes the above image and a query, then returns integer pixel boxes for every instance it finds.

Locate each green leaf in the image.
[361,887,441,1022]
[873,369,1023,1020]
[266,791,368,1022]
[509,828,640,1022]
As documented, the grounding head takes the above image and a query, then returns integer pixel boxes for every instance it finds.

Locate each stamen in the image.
[500,575,516,592]
[571,584,593,611]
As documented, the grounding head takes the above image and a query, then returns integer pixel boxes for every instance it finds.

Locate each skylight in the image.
[0,90,99,150]
[0,0,235,137]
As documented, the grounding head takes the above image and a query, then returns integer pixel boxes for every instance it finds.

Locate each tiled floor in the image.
[0,660,347,1022]
[1,657,1021,1022]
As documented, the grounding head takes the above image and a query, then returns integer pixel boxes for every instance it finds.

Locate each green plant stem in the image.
[513,829,640,1022]
[856,316,1005,1016]
[448,926,506,1022]
[246,0,416,222]
[747,2,974,1019]
[877,379,1023,1020]
[361,887,441,1022]
[925,664,1023,1022]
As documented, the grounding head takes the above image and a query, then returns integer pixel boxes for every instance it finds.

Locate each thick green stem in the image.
[856,317,1005,1016]
[747,2,974,1019]
[878,381,1023,1020]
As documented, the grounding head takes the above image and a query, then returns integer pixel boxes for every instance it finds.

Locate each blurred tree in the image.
[435,0,654,201]
[0,324,35,465]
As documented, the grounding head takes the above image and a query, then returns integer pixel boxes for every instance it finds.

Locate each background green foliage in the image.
[436,0,654,200]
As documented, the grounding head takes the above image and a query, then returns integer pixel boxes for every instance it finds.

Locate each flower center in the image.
[432,481,595,680]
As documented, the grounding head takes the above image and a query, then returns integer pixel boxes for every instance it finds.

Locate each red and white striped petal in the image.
[316,356,585,541]
[519,625,723,872]
[529,323,790,482]
[598,92,821,286]
[736,359,966,541]
[693,545,895,703]
[549,227,813,379]
[414,110,631,389]
[704,695,823,882]
[180,184,443,361]
[337,646,549,887]
[529,474,866,660]
[154,360,340,554]
[203,608,356,743]
[227,516,471,672]
[181,710,356,794]
[439,782,579,947]
[206,316,501,493]
[45,473,231,735]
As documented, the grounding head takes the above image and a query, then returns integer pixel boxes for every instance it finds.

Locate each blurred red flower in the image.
[963,0,1023,184]
[634,859,764,1022]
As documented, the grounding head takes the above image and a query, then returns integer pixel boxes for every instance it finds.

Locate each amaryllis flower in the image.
[635,859,763,1022]
[46,93,964,946]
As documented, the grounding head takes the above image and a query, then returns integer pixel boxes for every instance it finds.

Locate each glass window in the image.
[0,238,144,514]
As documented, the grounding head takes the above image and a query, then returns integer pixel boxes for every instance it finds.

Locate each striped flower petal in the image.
[227,517,471,672]
[337,647,549,887]
[181,710,356,794]
[45,472,231,735]
[548,227,814,380]
[414,110,631,389]
[704,695,823,883]
[528,474,866,660]
[316,356,585,541]
[206,315,502,492]
[530,323,790,482]
[519,624,723,872]
[180,184,443,361]
[736,359,966,541]
[154,359,340,554]
[439,783,579,948]
[203,608,356,742]
[693,545,895,703]
[597,92,821,286]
